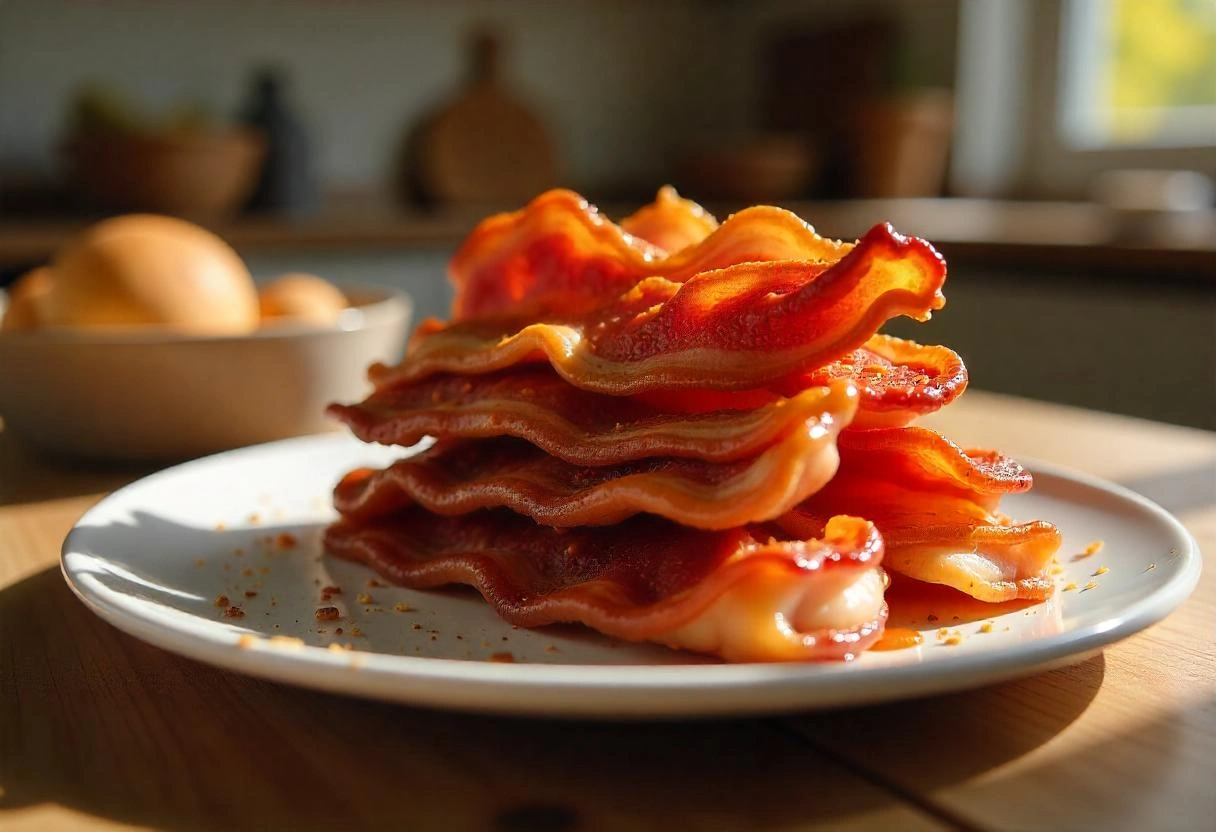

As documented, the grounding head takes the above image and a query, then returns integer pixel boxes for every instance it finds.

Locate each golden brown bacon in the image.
[324,511,887,662]
[800,335,969,429]
[635,335,968,428]
[779,427,1060,602]
[329,369,856,464]
[449,187,850,319]
[373,223,946,394]
[619,186,718,253]
[332,404,846,530]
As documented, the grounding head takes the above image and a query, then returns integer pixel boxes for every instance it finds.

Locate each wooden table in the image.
[2,392,1213,831]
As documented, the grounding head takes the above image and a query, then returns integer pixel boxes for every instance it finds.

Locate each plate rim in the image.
[60,432,1203,717]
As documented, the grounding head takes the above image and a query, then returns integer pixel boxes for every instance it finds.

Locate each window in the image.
[1060,0,1216,148]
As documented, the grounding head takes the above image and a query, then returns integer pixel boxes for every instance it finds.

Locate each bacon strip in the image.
[325,511,887,662]
[374,223,946,394]
[636,335,968,428]
[330,369,855,464]
[450,188,851,320]
[779,427,1060,602]
[801,335,969,429]
[332,402,846,530]
[619,186,718,253]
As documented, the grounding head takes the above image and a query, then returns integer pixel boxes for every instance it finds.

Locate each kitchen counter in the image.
[1,391,1213,831]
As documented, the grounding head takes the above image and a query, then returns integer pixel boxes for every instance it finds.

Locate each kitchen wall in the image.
[0,0,959,196]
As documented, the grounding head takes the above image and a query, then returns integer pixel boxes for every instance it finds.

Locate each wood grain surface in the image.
[2,392,1213,832]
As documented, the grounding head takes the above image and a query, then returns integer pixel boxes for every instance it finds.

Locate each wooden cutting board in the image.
[408,32,558,206]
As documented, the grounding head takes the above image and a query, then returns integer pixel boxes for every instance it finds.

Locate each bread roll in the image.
[258,273,347,326]
[43,214,258,333]
[1,267,54,331]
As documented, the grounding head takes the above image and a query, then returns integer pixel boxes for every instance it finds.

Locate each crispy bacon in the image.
[332,400,846,529]
[635,335,967,428]
[330,369,855,465]
[619,186,719,253]
[800,335,969,429]
[324,511,887,662]
[779,427,1060,601]
[450,188,851,320]
[865,523,1060,603]
[373,223,946,394]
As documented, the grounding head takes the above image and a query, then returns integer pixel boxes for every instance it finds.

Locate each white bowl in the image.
[0,285,411,462]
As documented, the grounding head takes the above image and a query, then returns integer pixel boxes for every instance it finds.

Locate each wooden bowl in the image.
[65,130,266,219]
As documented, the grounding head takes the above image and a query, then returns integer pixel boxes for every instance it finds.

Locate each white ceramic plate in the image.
[62,433,1201,718]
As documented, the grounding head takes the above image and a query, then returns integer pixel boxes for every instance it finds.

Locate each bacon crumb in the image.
[275,532,298,549]
[335,627,344,635]
[244,590,258,598]
[489,652,515,663]
[214,594,230,608]
[223,606,245,619]
[320,585,342,601]
[315,606,341,621]
[412,623,423,630]
[1073,540,1104,561]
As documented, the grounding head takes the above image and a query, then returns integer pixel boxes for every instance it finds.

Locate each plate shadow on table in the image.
[3,564,937,832]
[781,657,1216,828]
[781,653,1105,785]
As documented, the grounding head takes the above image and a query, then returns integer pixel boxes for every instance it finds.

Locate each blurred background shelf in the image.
[4,197,1214,275]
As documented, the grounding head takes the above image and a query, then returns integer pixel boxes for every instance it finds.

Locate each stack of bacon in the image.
[325,186,1061,662]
